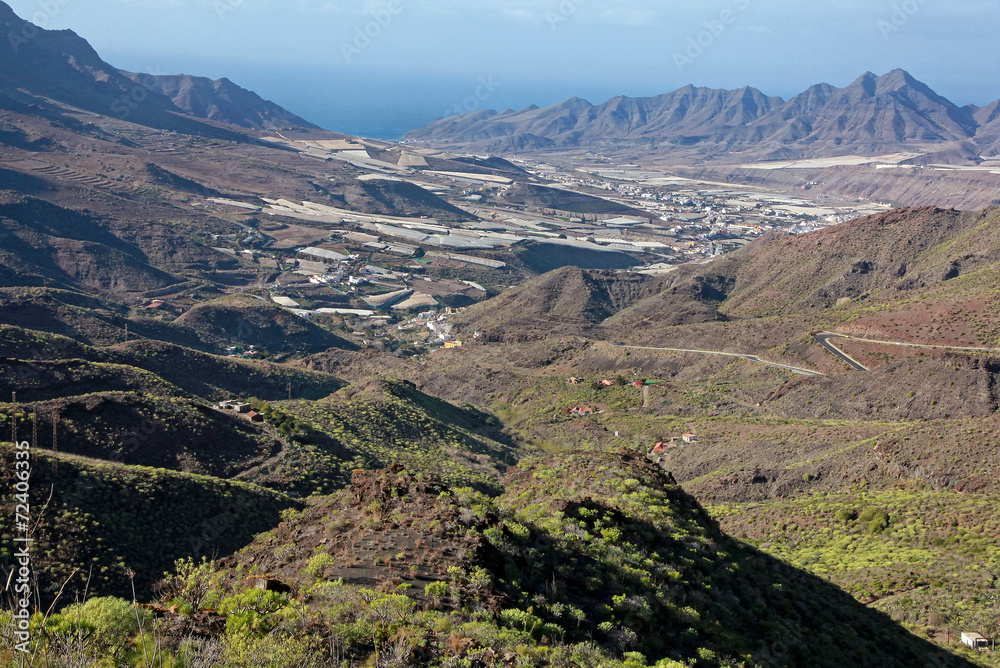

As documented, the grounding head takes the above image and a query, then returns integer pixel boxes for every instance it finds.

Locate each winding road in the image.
[611,344,825,377]
[812,332,869,372]
[812,332,1000,371]
[614,332,1000,378]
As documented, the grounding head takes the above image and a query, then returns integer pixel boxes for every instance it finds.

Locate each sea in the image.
[126,61,624,140]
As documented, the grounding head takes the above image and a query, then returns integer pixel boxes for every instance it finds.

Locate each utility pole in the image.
[124,322,129,343]
[31,410,37,449]
[52,412,59,474]
[288,382,292,401]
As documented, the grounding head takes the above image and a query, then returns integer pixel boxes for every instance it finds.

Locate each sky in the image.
[6,0,1000,138]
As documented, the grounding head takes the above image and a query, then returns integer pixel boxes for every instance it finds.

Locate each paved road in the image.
[612,344,824,376]
[813,332,1000,372]
[617,332,1000,379]
[836,334,1000,354]
[812,332,869,372]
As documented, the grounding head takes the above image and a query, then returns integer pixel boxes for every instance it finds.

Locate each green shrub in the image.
[219,589,292,634]
[224,632,322,668]
[159,556,219,612]
[500,608,544,637]
[858,507,890,533]
[835,508,858,523]
[303,552,335,579]
[46,596,152,656]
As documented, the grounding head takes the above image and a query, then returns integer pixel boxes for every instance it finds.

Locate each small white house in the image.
[961,632,989,650]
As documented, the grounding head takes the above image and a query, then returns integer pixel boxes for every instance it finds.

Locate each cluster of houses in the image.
[416,309,465,349]
[650,434,698,460]
[217,399,264,423]
[226,345,259,359]
[568,377,660,388]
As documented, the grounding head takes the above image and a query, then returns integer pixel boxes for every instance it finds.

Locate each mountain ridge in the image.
[406,69,1000,159]
[120,71,321,131]
[0,1,318,136]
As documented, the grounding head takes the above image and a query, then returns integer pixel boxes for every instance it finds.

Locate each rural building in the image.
[344,231,380,244]
[392,293,439,311]
[602,216,647,227]
[683,433,698,444]
[271,295,301,308]
[961,632,989,650]
[363,289,413,309]
[246,411,264,423]
[299,247,349,263]
[444,340,464,349]
[566,405,600,416]
[315,308,376,317]
[651,440,678,454]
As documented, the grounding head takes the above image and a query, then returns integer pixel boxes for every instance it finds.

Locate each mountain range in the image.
[407,70,1000,161]
[120,72,320,130]
[0,1,316,134]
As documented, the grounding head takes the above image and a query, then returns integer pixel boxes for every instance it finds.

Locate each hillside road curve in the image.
[611,344,824,377]
[812,331,1000,371]
[812,332,870,372]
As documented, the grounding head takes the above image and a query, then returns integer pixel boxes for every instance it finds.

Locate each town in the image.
[154,135,900,357]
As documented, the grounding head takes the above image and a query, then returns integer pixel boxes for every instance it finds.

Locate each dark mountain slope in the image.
[174,294,358,355]
[277,378,520,495]
[0,2,244,140]
[0,288,213,349]
[496,449,968,667]
[187,452,969,667]
[0,324,345,402]
[974,99,1000,155]
[409,86,782,151]
[0,191,182,293]
[106,339,345,400]
[0,192,243,296]
[0,443,299,605]
[7,391,278,477]
[450,267,668,342]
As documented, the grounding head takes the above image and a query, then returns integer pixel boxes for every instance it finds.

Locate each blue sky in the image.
[6,0,999,137]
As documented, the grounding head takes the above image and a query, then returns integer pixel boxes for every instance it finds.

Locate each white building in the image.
[961,632,989,650]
